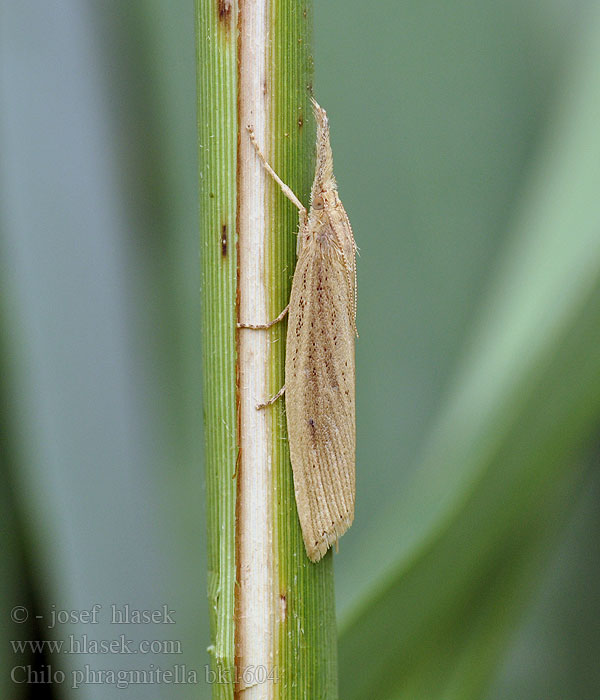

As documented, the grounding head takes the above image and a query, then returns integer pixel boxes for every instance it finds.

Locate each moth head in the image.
[312,189,338,210]
[312,191,327,209]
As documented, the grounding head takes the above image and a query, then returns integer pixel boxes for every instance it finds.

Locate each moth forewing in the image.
[285,221,356,562]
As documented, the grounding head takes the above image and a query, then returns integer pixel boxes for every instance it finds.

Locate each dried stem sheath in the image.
[197,0,337,698]
[236,1,273,694]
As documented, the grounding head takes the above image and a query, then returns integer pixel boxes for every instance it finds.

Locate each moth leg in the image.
[247,126,308,223]
[237,304,289,330]
[256,384,286,410]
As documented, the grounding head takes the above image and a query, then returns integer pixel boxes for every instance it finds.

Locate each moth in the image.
[240,98,357,562]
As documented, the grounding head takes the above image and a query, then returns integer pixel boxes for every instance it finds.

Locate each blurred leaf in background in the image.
[1,1,205,698]
[1,1,599,699]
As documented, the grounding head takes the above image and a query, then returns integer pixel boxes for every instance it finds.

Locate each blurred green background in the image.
[2,1,600,699]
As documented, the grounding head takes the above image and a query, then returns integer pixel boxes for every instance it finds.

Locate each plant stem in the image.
[197,2,237,699]
[197,1,337,698]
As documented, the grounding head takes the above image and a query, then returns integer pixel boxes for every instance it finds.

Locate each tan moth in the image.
[240,98,357,562]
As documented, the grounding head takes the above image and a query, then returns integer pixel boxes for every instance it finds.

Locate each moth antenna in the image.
[330,218,358,334]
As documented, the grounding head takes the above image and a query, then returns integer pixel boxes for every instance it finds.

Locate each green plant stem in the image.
[196,1,337,698]
[196,3,237,698]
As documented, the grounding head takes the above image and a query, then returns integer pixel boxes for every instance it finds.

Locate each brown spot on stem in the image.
[298,114,304,129]
[221,223,228,257]
[217,0,232,28]
[280,594,287,622]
